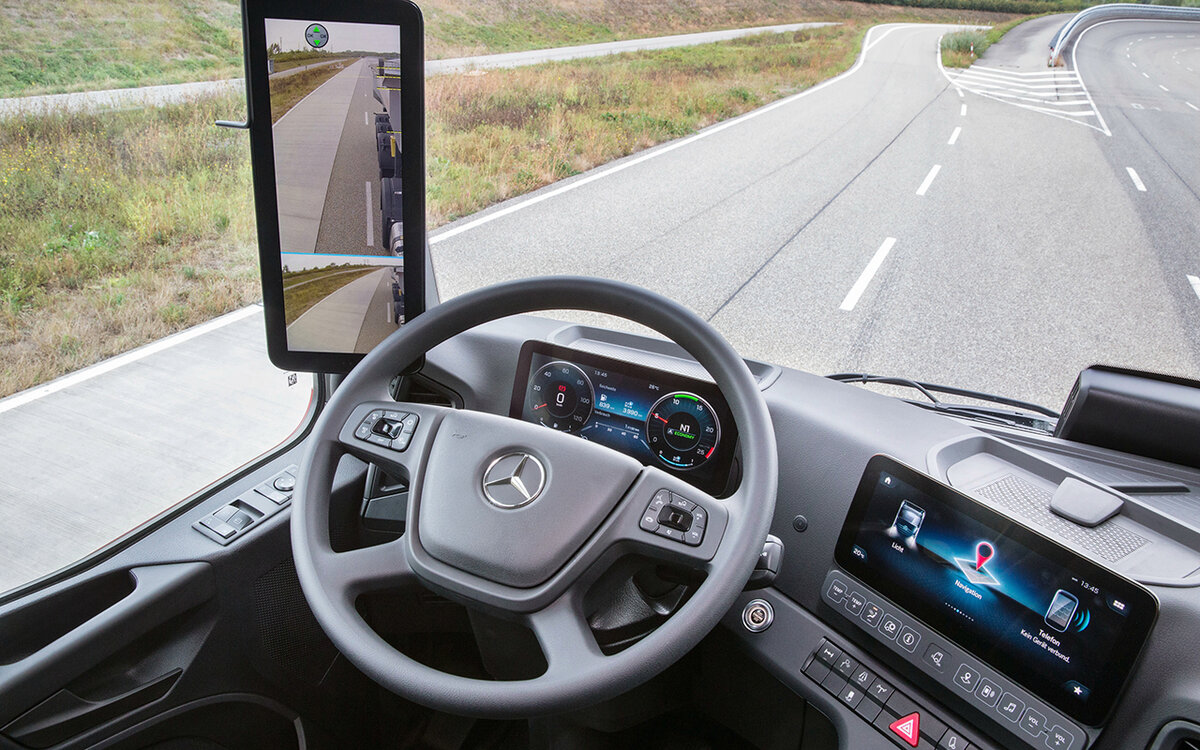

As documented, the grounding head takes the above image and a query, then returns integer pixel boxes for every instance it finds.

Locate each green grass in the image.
[3,0,1025,97]
[0,93,259,396]
[2,16,1016,397]
[427,24,868,226]
[0,0,244,97]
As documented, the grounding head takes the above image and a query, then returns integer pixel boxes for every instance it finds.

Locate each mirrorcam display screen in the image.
[264,18,409,354]
[835,456,1157,726]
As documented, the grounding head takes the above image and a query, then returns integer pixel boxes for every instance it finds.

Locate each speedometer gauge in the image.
[525,361,594,433]
[646,392,720,470]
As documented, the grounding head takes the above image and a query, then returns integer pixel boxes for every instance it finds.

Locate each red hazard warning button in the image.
[889,712,921,748]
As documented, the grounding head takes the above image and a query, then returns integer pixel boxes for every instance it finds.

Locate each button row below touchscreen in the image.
[805,638,975,750]
[822,571,1083,750]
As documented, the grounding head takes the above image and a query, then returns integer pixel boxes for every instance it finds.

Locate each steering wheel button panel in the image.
[668,492,696,512]
[642,491,707,546]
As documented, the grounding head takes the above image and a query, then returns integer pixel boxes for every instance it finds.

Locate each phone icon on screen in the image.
[1045,589,1079,632]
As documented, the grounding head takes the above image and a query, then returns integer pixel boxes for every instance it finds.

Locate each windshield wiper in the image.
[827,373,1060,433]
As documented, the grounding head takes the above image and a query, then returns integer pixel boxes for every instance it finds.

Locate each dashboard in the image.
[420,318,1200,750]
[508,341,738,496]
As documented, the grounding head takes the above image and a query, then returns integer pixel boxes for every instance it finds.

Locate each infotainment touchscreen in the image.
[835,456,1157,726]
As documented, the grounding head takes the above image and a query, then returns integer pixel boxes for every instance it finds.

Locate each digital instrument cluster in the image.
[509,342,737,495]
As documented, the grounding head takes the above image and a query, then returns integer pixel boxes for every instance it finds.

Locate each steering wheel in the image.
[292,277,777,718]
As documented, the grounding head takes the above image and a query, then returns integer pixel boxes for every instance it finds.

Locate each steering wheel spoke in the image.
[316,538,415,598]
[523,588,605,670]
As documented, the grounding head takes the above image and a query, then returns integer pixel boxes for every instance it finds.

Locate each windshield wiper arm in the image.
[827,373,1060,431]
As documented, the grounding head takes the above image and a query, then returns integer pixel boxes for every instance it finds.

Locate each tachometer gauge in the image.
[646,392,720,470]
[526,361,594,432]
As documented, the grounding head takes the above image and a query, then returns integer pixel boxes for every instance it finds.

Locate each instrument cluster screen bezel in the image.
[509,341,738,496]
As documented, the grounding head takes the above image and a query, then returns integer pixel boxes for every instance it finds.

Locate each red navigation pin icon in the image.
[975,542,994,571]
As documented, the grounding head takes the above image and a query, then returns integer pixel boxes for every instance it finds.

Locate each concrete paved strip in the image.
[272,59,366,254]
[286,268,391,352]
[0,22,838,117]
[0,79,242,117]
[0,308,311,592]
[424,23,838,74]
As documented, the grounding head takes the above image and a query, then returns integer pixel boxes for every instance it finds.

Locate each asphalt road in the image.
[314,58,389,256]
[286,268,400,353]
[430,22,1200,410]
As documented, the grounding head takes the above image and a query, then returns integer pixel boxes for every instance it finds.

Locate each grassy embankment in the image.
[940,14,1048,67]
[4,0,1038,97]
[0,93,258,395]
[267,61,349,123]
[281,267,381,326]
[2,9,1037,397]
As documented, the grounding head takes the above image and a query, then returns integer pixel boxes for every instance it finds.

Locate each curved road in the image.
[286,268,400,353]
[430,22,1200,409]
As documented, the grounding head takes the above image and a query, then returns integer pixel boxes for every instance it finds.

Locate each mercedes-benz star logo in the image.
[482,452,546,509]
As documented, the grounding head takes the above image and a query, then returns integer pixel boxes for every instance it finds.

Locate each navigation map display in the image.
[261,15,419,357]
[835,456,1157,726]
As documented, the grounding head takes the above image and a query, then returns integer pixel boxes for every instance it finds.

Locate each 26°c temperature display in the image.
[646,392,720,470]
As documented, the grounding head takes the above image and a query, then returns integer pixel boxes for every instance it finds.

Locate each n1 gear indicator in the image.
[647,392,720,470]
[525,361,594,433]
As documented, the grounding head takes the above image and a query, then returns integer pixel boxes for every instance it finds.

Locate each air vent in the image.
[1147,720,1200,750]
[390,373,459,407]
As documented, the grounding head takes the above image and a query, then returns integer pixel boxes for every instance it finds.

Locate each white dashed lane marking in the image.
[916,165,941,197]
[840,238,897,311]
[1126,167,1147,192]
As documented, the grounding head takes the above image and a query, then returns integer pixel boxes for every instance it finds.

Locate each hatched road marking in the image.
[939,54,1104,133]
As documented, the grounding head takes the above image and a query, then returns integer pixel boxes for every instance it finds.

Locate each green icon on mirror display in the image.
[305,23,329,49]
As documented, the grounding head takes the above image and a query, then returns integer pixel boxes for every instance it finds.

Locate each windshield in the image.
[421,16,1199,411]
[2,2,1197,592]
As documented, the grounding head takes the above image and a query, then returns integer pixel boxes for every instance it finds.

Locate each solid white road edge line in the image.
[0,306,264,415]
[840,238,897,311]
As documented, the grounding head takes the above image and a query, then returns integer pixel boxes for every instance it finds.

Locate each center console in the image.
[815,456,1158,749]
